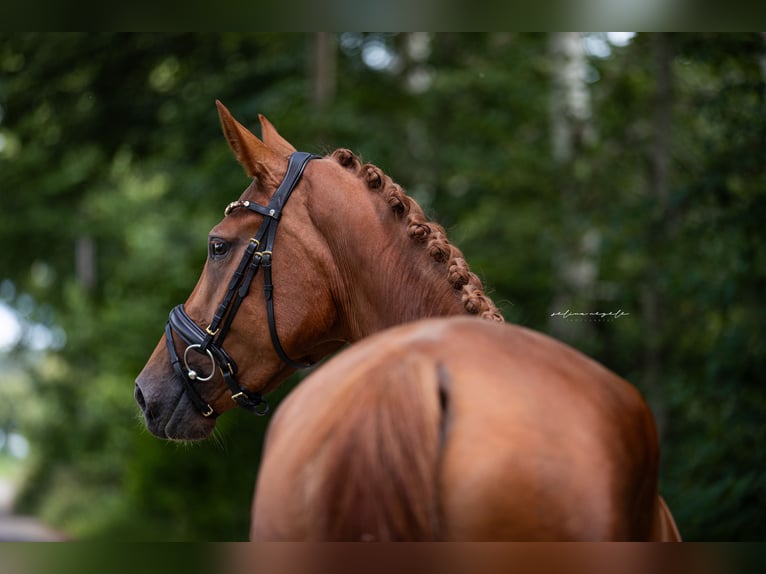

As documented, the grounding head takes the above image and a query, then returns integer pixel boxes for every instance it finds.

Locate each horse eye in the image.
[209,239,230,260]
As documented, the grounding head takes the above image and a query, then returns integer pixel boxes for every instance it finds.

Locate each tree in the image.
[0,33,764,540]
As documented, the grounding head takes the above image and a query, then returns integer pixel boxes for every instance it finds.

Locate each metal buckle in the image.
[201,404,215,417]
[230,391,269,415]
[205,325,219,336]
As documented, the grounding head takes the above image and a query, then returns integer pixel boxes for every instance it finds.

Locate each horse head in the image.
[135,101,501,440]
[135,102,346,439]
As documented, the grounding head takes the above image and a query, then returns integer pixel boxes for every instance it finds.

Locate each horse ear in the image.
[215,100,281,181]
[258,114,297,157]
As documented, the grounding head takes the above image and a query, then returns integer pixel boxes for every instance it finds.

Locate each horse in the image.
[134,101,680,541]
[252,318,681,541]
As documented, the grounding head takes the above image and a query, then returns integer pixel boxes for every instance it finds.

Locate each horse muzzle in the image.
[134,366,216,441]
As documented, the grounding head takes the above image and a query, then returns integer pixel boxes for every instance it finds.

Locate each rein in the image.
[165,151,320,418]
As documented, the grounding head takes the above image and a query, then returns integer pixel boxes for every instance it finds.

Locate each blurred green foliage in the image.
[0,33,764,540]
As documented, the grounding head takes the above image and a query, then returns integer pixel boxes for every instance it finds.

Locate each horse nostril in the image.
[134,383,147,412]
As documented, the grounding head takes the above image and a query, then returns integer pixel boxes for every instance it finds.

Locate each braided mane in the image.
[330,149,504,323]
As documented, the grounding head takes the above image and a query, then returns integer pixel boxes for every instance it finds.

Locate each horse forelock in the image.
[329,148,504,322]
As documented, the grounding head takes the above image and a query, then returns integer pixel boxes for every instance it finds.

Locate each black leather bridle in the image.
[165,151,320,418]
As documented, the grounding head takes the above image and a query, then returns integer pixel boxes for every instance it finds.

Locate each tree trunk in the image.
[75,235,96,292]
[760,33,766,93]
[310,33,337,111]
[549,32,591,164]
[641,33,674,441]
[547,33,598,341]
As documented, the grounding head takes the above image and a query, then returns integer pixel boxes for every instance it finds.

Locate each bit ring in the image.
[183,344,216,382]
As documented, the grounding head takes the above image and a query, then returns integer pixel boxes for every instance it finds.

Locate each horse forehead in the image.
[208,211,253,239]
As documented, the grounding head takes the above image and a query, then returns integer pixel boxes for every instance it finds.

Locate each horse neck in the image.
[328,220,466,341]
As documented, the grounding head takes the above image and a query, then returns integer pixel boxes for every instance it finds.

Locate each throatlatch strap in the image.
[262,254,311,369]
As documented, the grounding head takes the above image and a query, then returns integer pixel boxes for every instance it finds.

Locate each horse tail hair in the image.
[314,352,449,541]
[650,496,682,541]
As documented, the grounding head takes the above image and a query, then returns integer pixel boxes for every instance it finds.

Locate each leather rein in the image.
[165,151,320,418]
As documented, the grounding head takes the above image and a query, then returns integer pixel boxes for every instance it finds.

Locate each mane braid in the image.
[331,148,504,322]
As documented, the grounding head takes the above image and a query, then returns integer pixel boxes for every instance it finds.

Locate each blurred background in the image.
[0,33,763,541]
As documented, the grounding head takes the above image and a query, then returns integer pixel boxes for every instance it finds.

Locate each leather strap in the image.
[262,252,310,369]
[165,321,215,417]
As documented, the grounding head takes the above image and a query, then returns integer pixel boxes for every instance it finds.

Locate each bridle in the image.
[165,151,320,418]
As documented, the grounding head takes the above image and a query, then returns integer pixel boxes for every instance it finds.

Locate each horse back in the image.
[431,319,660,540]
[251,317,662,541]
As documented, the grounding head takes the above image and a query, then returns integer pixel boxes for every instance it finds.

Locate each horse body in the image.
[135,102,680,540]
[251,317,678,541]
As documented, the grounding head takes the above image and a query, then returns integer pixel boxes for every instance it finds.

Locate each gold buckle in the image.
[205,325,219,336]
[201,404,214,417]
[249,238,260,247]
[231,392,245,401]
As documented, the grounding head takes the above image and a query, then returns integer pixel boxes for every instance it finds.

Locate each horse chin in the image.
[134,380,216,441]
[162,399,216,441]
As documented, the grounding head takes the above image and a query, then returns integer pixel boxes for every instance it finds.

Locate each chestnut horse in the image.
[253,318,681,541]
[135,102,680,541]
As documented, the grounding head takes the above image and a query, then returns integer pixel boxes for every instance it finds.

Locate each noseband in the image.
[165,151,320,418]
